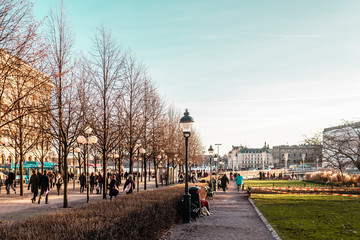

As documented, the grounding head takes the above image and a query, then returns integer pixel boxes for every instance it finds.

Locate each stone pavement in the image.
[163,182,276,240]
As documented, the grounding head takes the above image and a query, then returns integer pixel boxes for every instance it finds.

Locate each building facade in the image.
[272,144,322,168]
[231,143,273,170]
[0,48,53,164]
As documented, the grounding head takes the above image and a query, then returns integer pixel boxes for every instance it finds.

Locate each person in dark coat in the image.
[79,172,86,193]
[220,174,229,192]
[6,170,16,194]
[97,172,103,194]
[123,174,135,194]
[90,172,96,193]
[109,175,119,200]
[38,170,50,204]
[28,170,39,203]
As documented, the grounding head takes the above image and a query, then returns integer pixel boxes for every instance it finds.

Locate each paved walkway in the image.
[0,179,163,222]
[163,182,275,240]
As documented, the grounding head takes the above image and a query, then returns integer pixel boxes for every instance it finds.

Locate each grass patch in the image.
[245,180,328,188]
[252,194,360,240]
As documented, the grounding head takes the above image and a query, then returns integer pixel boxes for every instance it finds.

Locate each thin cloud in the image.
[180,94,360,106]
[263,34,325,39]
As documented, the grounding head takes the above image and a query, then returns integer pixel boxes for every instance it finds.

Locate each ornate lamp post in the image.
[77,127,98,203]
[180,109,194,223]
[135,140,145,192]
[73,147,81,190]
[208,145,214,191]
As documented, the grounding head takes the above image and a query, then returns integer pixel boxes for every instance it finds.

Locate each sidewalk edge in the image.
[248,198,282,240]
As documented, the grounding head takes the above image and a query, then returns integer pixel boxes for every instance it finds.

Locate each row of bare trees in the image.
[0,0,204,207]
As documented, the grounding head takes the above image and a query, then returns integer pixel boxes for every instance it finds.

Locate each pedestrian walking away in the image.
[55,172,63,196]
[28,170,40,203]
[235,173,244,192]
[123,174,135,194]
[79,172,86,193]
[97,172,103,194]
[90,172,95,193]
[38,170,50,204]
[6,170,16,194]
[109,175,119,200]
[220,174,229,192]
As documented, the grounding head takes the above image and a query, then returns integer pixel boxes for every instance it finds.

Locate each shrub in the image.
[305,171,360,186]
[0,183,207,240]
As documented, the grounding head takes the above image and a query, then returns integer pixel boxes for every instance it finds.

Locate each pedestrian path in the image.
[163,182,275,240]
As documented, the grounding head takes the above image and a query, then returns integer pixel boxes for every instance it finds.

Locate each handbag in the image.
[124,184,132,193]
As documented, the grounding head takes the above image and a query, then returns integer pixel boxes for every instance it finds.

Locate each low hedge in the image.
[0,183,207,240]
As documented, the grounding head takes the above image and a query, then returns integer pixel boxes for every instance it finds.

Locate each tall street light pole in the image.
[215,143,222,190]
[74,147,81,190]
[77,127,98,203]
[180,109,194,223]
[135,140,146,192]
[208,145,214,192]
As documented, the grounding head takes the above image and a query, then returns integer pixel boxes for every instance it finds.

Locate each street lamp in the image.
[208,145,214,191]
[180,109,194,223]
[215,143,222,189]
[77,127,98,203]
[74,147,81,190]
[135,140,145,192]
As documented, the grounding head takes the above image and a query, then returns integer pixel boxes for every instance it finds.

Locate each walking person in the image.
[55,172,63,196]
[0,171,4,194]
[79,173,86,193]
[123,174,135,194]
[97,172,103,194]
[235,173,244,193]
[109,175,119,200]
[28,170,39,203]
[6,170,16,194]
[38,170,50,204]
[90,172,95,193]
[220,174,229,192]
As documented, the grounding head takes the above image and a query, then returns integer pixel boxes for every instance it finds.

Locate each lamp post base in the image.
[182,193,191,223]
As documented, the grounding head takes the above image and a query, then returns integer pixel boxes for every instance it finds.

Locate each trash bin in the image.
[189,186,201,220]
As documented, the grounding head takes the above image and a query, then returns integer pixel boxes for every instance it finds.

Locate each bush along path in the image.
[0,184,206,240]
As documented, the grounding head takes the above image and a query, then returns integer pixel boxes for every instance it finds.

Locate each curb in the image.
[248,198,281,240]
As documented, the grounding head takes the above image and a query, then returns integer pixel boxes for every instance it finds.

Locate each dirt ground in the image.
[162,182,275,240]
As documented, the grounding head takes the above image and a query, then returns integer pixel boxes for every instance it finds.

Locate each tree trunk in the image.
[144,156,147,190]
[154,157,158,188]
[63,144,68,208]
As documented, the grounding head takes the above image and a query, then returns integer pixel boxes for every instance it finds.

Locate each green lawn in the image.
[252,194,360,240]
[245,180,327,188]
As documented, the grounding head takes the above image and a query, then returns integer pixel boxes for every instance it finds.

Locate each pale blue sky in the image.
[33,0,360,155]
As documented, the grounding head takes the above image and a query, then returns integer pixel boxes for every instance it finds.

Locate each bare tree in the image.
[323,122,360,171]
[89,25,124,199]
[47,0,83,208]
[0,0,47,129]
[120,54,146,174]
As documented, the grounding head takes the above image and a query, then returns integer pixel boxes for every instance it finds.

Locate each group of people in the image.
[208,172,244,193]
[1,170,16,194]
[28,170,53,204]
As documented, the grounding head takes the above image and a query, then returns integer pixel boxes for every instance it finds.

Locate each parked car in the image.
[151,172,156,178]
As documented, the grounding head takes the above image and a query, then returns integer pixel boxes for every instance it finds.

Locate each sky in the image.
[33,0,360,155]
